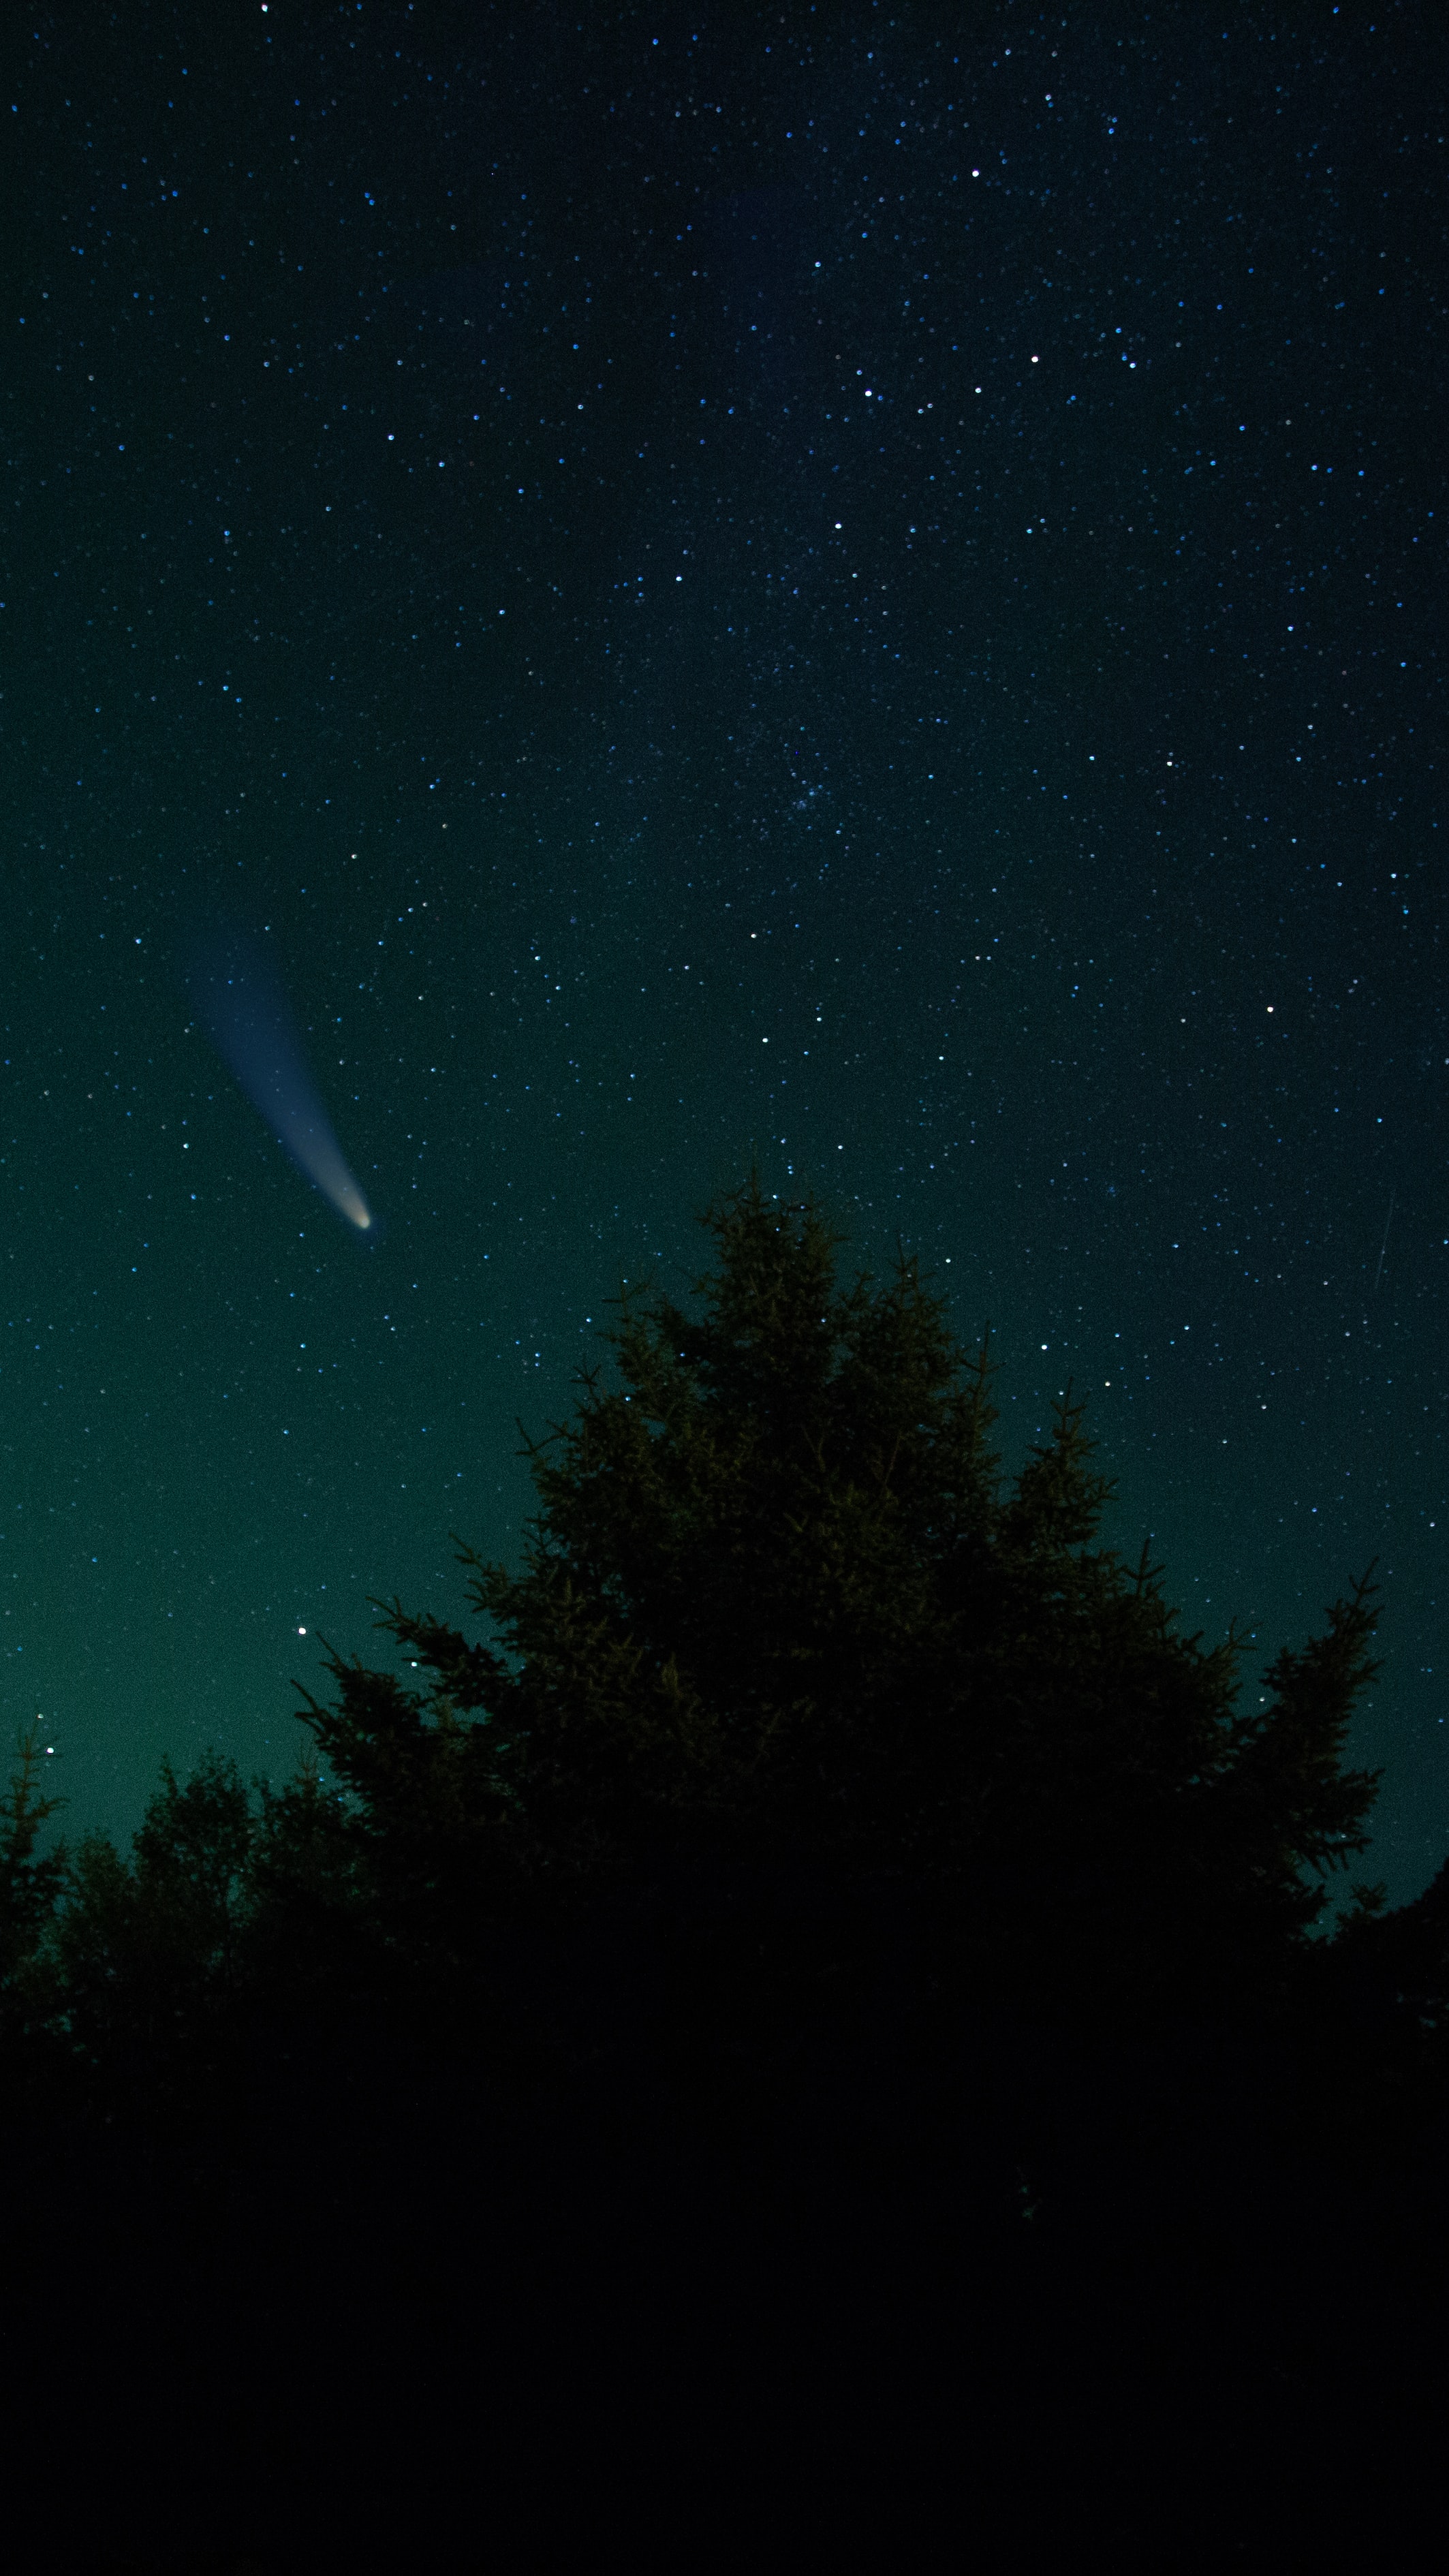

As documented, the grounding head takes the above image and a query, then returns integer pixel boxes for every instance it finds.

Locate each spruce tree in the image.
[0,1725,68,2046]
[301,1177,1385,2021]
[45,1752,255,2096]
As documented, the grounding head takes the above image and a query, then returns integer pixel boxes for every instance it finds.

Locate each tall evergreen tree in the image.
[302,1178,1385,2020]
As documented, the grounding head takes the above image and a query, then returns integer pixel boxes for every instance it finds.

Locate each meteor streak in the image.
[194,933,375,1231]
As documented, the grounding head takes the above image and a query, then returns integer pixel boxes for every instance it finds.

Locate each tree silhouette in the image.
[0,1725,69,2075]
[44,1752,254,2098]
[1,1177,1409,2115]
[300,1177,1386,2030]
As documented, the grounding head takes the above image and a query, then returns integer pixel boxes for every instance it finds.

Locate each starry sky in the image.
[2,3,1444,1897]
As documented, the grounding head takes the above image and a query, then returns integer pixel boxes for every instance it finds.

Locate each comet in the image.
[193,931,375,1232]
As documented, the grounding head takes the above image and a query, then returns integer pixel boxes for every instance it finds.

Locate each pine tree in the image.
[0,1724,68,2019]
[244,1752,383,2006]
[46,1751,255,2094]
[302,1177,1386,2021]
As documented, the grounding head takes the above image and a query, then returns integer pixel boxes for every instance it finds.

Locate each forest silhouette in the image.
[3,1177,1446,2569]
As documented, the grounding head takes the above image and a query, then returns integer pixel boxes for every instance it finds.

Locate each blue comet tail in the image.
[195,933,374,1231]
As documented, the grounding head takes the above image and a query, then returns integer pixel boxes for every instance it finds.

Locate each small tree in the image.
[244,1752,382,2006]
[48,1752,255,2090]
[0,1725,67,2012]
[302,1178,1385,2021]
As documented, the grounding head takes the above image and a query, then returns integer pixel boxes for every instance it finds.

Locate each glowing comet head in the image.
[192,930,377,1233]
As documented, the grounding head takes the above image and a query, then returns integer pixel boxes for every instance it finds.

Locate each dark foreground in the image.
[3,1966,1444,2575]
[7,1189,1437,2567]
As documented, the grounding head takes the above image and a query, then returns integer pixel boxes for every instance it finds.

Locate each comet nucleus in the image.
[194,933,375,1231]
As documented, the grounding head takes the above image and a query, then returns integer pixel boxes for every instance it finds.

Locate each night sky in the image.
[2,5,1444,1899]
